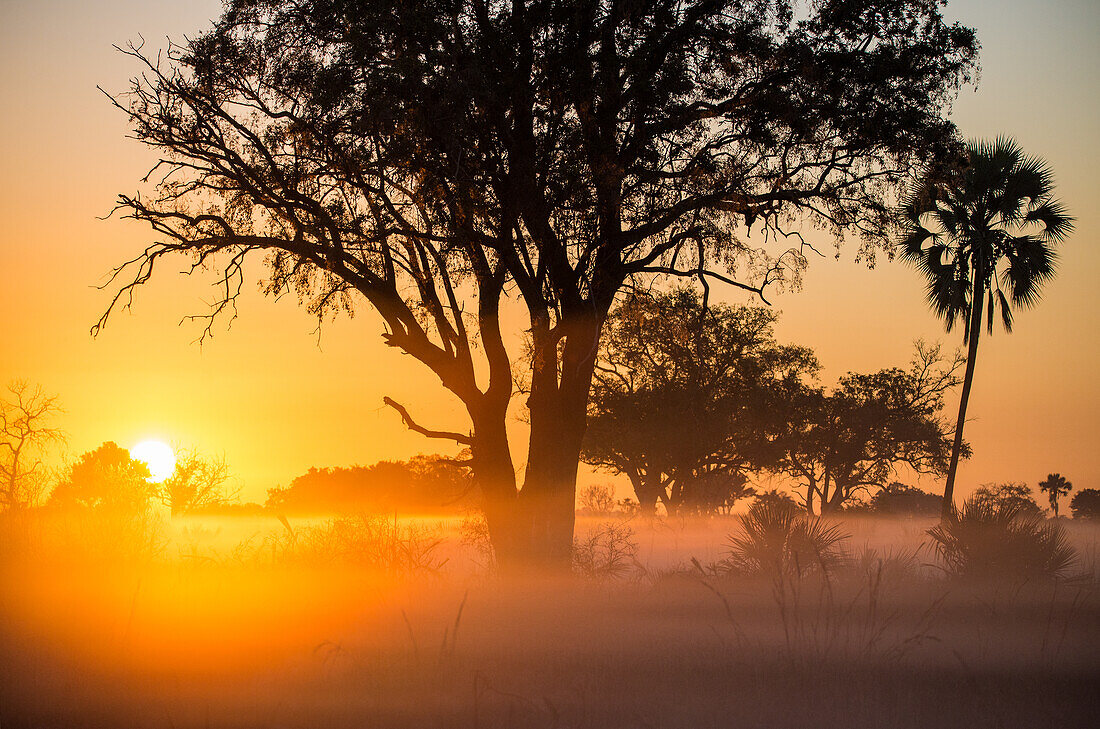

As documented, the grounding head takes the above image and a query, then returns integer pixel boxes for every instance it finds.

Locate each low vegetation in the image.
[724,499,850,577]
[927,498,1078,581]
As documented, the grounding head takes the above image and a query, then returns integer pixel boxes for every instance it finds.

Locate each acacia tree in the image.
[0,381,64,510]
[774,343,964,514]
[99,0,977,567]
[583,289,816,514]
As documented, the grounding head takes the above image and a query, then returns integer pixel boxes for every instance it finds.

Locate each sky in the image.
[1,0,1097,503]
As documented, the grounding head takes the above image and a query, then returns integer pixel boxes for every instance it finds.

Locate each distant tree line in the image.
[4,376,1093,522]
[265,455,473,515]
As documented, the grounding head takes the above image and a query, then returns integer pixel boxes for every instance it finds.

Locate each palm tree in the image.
[1038,473,1073,517]
[898,138,1074,518]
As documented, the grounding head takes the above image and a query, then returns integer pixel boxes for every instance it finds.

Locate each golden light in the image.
[131,440,176,482]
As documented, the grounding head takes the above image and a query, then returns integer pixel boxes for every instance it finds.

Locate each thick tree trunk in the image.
[470,411,525,572]
[626,469,662,515]
[942,278,984,519]
[514,314,604,570]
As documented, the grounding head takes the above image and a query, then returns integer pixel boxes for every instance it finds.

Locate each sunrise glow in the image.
[131,440,176,482]
[1,0,1097,726]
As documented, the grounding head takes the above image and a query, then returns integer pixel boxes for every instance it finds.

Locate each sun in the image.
[131,440,176,482]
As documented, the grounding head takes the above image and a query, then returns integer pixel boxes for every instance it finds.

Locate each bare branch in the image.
[382,397,473,446]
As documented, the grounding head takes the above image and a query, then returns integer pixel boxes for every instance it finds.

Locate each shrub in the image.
[868,482,941,517]
[459,511,495,572]
[577,484,617,516]
[573,521,638,580]
[263,513,447,575]
[725,499,849,577]
[926,498,1077,581]
[751,488,801,511]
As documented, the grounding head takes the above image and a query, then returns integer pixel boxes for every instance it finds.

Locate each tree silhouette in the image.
[1038,473,1072,518]
[158,450,238,516]
[49,442,154,512]
[867,482,942,518]
[265,455,471,515]
[1069,489,1100,520]
[0,381,64,510]
[898,138,1074,518]
[969,481,1042,517]
[576,484,617,517]
[100,0,977,567]
[583,289,815,515]
[773,343,964,514]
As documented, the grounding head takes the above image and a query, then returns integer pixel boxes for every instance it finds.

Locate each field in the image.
[2,511,1098,728]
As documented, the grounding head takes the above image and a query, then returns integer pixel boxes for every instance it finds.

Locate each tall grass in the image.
[258,513,448,575]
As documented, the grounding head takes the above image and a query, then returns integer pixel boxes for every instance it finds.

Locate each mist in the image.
[3,510,1098,728]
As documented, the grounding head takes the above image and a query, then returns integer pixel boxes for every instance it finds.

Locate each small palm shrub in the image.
[927,498,1077,581]
[725,500,849,577]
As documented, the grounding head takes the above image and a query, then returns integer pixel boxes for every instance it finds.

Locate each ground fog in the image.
[2,511,1098,728]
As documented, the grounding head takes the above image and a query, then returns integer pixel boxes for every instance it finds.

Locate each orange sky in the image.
[1,0,1097,503]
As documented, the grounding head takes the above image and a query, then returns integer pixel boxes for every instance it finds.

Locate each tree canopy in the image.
[101,0,978,565]
[49,442,154,512]
[583,289,815,514]
[159,450,239,516]
[1069,489,1100,520]
[968,482,1042,517]
[773,342,964,513]
[266,455,472,515]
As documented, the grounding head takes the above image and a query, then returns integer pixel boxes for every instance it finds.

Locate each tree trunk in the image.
[520,397,589,569]
[470,410,525,572]
[626,469,663,515]
[517,314,604,570]
[942,277,985,519]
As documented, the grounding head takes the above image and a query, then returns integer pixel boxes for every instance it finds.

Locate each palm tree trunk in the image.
[942,279,985,519]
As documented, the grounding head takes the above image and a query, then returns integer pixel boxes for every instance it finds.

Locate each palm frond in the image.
[898,136,1070,337]
[995,288,1014,333]
[1026,201,1075,242]
[1002,234,1057,309]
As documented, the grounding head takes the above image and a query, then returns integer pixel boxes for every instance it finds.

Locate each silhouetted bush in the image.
[867,482,942,518]
[577,484,617,516]
[927,498,1077,581]
[265,455,472,514]
[751,489,801,511]
[724,499,849,577]
[1070,489,1100,520]
[573,522,638,580]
